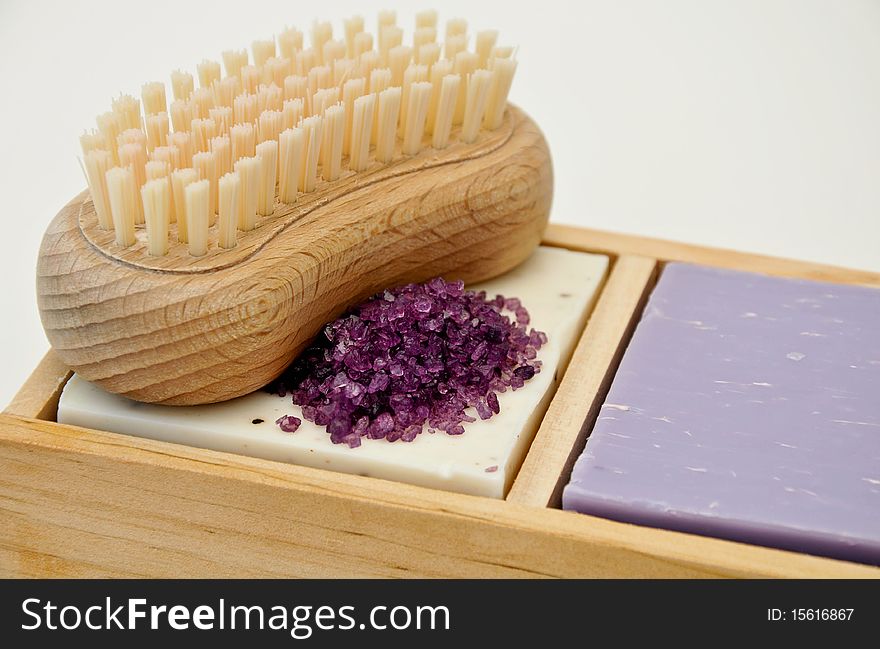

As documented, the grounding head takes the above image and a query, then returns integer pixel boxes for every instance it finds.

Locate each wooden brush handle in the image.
[37,106,552,405]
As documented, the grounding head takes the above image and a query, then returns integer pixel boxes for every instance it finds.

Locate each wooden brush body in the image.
[37,105,552,405]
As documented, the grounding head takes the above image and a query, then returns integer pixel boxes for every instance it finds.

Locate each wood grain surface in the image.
[9,225,880,577]
[37,106,552,405]
[545,224,880,287]
[4,351,71,421]
[507,255,658,507]
[2,413,875,578]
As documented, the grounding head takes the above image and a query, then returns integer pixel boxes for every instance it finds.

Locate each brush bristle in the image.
[80,11,517,258]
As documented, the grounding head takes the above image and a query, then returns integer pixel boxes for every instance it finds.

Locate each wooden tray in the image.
[3,224,879,578]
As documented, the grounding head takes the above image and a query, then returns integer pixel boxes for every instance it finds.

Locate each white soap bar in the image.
[58,246,608,498]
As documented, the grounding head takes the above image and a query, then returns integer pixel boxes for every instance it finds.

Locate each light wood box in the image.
[4,224,879,578]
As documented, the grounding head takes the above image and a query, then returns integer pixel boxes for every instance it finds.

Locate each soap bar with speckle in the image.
[59,246,608,499]
[562,263,880,564]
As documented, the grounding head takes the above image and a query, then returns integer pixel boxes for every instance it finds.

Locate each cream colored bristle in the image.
[171,167,198,242]
[445,34,468,62]
[353,31,373,59]
[141,178,170,257]
[264,57,290,87]
[282,97,304,130]
[344,16,364,58]
[191,87,215,119]
[278,27,304,60]
[255,140,278,216]
[492,45,515,60]
[418,42,440,68]
[378,9,397,31]
[145,112,169,151]
[256,83,283,113]
[222,49,249,80]
[192,150,217,219]
[144,159,175,223]
[475,30,498,68]
[233,93,258,125]
[96,112,123,164]
[190,117,216,154]
[369,67,392,144]
[283,75,308,104]
[208,106,233,136]
[312,87,340,118]
[211,135,232,181]
[252,38,275,67]
[257,109,283,145]
[82,12,518,261]
[375,87,401,163]
[426,58,453,134]
[453,51,478,124]
[233,156,259,231]
[446,18,468,39]
[388,45,412,86]
[402,81,432,155]
[416,10,437,29]
[82,150,114,230]
[170,130,193,168]
[117,142,147,224]
[150,145,180,174]
[112,94,142,131]
[258,84,283,114]
[241,65,261,95]
[380,25,403,65]
[299,115,323,192]
[341,77,366,155]
[358,50,381,80]
[117,127,147,150]
[399,64,428,137]
[197,60,222,89]
[349,93,374,172]
[484,57,517,130]
[258,60,274,87]
[294,48,317,76]
[145,159,170,181]
[311,21,333,63]
[371,61,392,86]
[169,99,192,133]
[323,40,345,67]
[184,179,210,256]
[218,172,240,249]
[320,104,344,182]
[170,70,194,102]
[377,13,396,60]
[230,123,256,162]
[80,130,106,154]
[461,69,493,143]
[106,166,137,247]
[214,76,239,109]
[141,82,167,116]
[432,74,460,149]
[307,65,332,114]
[333,58,355,87]
[278,127,304,204]
[414,27,436,50]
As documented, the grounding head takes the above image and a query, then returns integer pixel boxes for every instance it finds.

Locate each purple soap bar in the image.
[562,263,880,564]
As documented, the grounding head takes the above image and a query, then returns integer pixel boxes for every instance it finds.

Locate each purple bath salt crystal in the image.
[269,277,547,446]
[475,397,493,420]
[413,295,433,313]
[487,391,500,415]
[275,414,301,433]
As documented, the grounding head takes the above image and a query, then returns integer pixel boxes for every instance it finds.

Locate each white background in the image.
[1,0,878,406]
